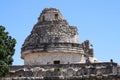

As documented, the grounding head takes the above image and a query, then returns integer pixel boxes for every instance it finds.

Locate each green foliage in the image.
[0,25,16,78]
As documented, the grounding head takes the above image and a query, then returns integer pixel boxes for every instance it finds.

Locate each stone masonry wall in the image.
[3,62,119,80]
[23,52,82,65]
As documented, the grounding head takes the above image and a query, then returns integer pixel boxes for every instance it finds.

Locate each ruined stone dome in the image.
[21,8,81,59]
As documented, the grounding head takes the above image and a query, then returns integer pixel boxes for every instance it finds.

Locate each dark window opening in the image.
[42,15,45,21]
[19,75,22,77]
[54,60,60,64]
[43,44,48,51]
[55,14,58,19]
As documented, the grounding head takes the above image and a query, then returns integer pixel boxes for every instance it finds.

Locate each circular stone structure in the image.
[21,8,84,65]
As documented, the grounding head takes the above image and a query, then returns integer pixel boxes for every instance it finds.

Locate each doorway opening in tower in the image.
[42,15,45,21]
[54,60,60,64]
[55,14,58,19]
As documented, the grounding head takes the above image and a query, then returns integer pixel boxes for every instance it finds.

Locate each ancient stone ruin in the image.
[21,8,98,65]
[3,8,120,80]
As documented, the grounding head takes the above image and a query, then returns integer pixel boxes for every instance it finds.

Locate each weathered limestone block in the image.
[3,62,119,80]
[23,52,82,65]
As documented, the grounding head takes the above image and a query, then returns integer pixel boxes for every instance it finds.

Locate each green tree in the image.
[0,25,16,78]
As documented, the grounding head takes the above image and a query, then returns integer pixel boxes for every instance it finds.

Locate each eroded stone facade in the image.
[3,62,120,80]
[21,8,97,65]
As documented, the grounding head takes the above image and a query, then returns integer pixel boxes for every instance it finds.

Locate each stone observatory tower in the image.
[21,8,97,65]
